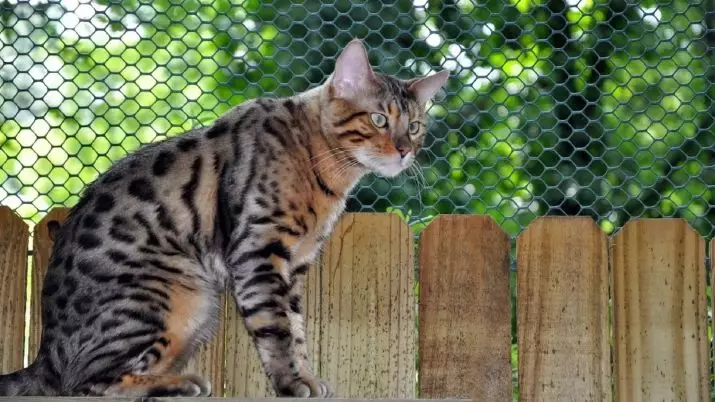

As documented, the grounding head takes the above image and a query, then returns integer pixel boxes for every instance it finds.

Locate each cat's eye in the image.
[409,122,421,135]
[370,113,388,129]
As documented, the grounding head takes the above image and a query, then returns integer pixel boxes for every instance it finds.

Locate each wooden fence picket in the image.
[418,215,512,401]
[517,217,610,401]
[613,219,708,401]
[0,206,29,372]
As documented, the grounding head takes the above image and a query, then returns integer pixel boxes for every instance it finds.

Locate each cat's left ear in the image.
[408,70,450,105]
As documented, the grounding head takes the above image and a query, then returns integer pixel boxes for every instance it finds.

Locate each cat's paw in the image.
[277,375,333,397]
[184,374,212,396]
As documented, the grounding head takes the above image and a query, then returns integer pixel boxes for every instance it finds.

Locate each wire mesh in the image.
[0,0,712,238]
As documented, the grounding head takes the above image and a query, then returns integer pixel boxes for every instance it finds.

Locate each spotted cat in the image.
[0,39,448,397]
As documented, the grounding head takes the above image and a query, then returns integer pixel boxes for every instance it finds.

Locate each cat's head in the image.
[322,39,449,178]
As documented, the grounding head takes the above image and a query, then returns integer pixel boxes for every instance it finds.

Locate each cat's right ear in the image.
[330,39,375,100]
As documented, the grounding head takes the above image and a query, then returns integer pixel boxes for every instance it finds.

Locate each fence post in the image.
[517,216,610,401]
[0,206,29,372]
[613,219,708,401]
[419,215,512,401]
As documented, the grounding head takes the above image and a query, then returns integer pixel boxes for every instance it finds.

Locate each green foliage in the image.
[0,0,712,238]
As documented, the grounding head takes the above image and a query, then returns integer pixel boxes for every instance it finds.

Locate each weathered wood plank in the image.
[517,217,610,401]
[30,208,69,360]
[418,215,511,401]
[0,206,29,372]
[613,219,708,401]
[317,213,415,397]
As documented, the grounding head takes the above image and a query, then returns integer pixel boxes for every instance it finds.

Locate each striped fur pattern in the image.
[0,39,448,397]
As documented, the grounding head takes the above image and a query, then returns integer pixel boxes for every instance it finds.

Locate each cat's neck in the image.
[297,86,367,198]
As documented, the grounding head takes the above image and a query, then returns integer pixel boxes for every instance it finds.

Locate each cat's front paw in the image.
[277,375,333,397]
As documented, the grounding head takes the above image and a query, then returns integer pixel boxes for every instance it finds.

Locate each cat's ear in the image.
[330,39,376,100]
[408,70,450,105]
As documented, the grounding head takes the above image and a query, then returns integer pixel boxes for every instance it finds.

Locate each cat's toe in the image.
[185,374,212,396]
[279,376,332,398]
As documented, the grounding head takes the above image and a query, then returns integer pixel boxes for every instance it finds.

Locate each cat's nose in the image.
[395,138,412,158]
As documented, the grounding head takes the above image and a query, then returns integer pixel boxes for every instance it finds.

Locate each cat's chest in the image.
[291,199,346,265]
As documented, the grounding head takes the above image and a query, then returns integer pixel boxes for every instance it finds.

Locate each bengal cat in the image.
[0,39,448,397]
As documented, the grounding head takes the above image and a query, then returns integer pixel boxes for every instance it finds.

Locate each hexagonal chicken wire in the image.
[0,0,712,238]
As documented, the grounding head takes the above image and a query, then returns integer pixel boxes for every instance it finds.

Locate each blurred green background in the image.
[0,0,712,237]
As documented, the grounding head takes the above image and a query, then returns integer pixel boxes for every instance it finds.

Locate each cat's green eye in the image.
[370,113,388,129]
[409,122,420,135]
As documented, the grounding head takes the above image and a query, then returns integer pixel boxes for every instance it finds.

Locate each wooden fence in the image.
[0,206,712,401]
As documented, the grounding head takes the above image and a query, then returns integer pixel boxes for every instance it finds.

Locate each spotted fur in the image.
[0,39,448,397]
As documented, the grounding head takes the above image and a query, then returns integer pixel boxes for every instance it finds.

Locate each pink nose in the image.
[397,145,412,158]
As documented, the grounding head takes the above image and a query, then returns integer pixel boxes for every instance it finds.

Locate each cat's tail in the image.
[0,363,47,396]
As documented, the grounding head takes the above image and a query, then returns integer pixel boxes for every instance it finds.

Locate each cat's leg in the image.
[286,264,332,396]
[228,236,329,397]
[102,373,211,397]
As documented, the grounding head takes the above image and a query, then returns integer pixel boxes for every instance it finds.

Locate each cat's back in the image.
[55,105,251,252]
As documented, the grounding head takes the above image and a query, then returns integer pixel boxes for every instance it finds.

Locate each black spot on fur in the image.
[253,325,290,340]
[137,273,170,285]
[177,137,199,152]
[64,255,74,273]
[73,296,93,314]
[107,250,128,263]
[133,212,161,246]
[257,99,275,112]
[95,193,115,213]
[61,324,79,337]
[255,197,269,208]
[146,259,183,275]
[235,240,291,266]
[78,233,102,249]
[262,119,288,147]
[83,214,101,229]
[156,204,178,234]
[152,150,176,176]
[128,178,155,201]
[289,296,301,314]
[77,260,92,275]
[292,264,309,278]
[117,274,134,284]
[100,319,123,331]
[283,99,296,114]
[124,260,143,269]
[206,120,229,139]
[92,274,115,283]
[213,152,222,173]
[181,156,202,233]
[56,296,68,310]
[110,227,136,244]
[241,300,281,317]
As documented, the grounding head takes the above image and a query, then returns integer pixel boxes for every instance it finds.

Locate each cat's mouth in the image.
[354,149,414,178]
